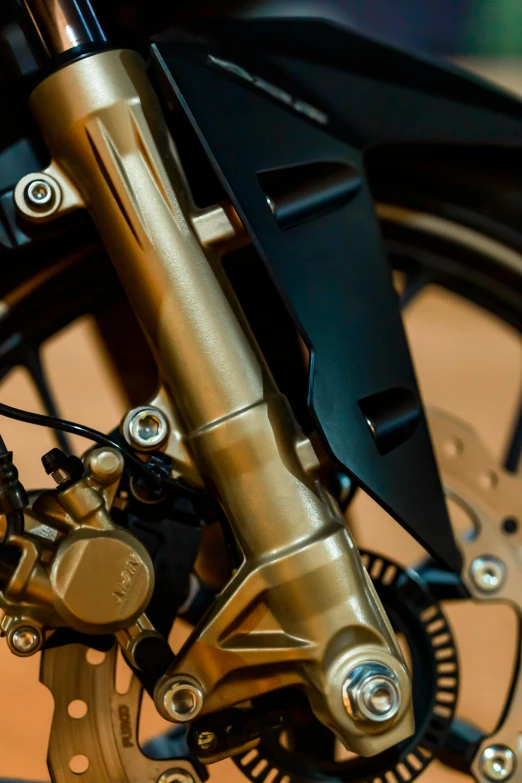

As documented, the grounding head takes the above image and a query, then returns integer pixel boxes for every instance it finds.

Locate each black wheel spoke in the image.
[504,393,522,473]
[22,347,72,454]
[400,270,432,309]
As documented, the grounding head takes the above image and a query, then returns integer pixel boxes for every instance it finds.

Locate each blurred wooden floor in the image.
[0,60,520,783]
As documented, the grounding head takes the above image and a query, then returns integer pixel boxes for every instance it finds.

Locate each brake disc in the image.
[40,643,203,783]
[39,407,522,783]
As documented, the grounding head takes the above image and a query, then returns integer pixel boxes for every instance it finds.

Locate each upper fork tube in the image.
[27,49,414,755]
[18,0,106,61]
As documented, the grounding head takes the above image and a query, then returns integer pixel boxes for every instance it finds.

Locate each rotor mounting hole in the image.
[69,755,89,775]
[68,700,88,719]
[86,649,106,666]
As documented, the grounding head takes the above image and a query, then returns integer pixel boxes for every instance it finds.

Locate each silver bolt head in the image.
[471,556,507,593]
[24,179,55,209]
[343,662,401,724]
[157,768,195,783]
[161,678,204,723]
[127,407,169,450]
[480,745,516,781]
[11,625,41,655]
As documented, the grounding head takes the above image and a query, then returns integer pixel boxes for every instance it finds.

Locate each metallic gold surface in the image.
[40,642,202,783]
[0,448,154,636]
[29,49,413,754]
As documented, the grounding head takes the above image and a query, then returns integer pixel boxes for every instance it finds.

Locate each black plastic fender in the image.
[151,18,522,572]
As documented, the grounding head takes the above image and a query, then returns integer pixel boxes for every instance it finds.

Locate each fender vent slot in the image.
[258,160,362,230]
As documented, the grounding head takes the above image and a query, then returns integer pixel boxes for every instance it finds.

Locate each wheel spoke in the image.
[504,393,522,473]
[22,347,72,454]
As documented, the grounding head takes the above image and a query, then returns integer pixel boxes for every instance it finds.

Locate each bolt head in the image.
[88,448,124,483]
[471,556,506,593]
[11,625,41,655]
[157,768,195,783]
[480,745,516,781]
[161,677,204,723]
[343,662,401,724]
[24,179,55,209]
[127,407,169,450]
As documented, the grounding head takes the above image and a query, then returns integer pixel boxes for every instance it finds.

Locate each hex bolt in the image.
[125,407,169,451]
[24,179,55,210]
[470,556,507,594]
[342,662,401,724]
[158,677,204,723]
[10,625,42,656]
[157,769,195,783]
[480,745,516,781]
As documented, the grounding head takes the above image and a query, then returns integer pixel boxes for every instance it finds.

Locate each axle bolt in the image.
[157,769,195,783]
[156,676,204,723]
[480,745,516,781]
[24,179,55,209]
[343,662,401,724]
[10,625,42,656]
[125,407,169,451]
[471,556,506,593]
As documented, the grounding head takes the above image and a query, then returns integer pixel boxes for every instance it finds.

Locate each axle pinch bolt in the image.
[342,662,401,724]
[158,676,204,723]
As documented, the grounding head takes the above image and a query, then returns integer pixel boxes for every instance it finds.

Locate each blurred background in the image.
[0,2,521,782]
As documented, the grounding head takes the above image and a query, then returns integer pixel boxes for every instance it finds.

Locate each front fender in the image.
[151,18,522,572]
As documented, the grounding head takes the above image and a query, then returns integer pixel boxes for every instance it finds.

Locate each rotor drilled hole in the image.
[68,700,88,719]
[443,437,464,458]
[69,755,89,775]
[86,648,106,666]
[502,516,518,535]
[479,471,499,490]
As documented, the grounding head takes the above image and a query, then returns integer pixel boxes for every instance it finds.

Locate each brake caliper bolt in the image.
[342,662,401,724]
[157,676,204,723]
[125,407,170,451]
[480,745,516,781]
[157,768,196,783]
[471,556,506,593]
[24,179,55,209]
[10,625,42,655]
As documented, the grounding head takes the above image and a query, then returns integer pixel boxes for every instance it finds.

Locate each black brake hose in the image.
[0,401,198,496]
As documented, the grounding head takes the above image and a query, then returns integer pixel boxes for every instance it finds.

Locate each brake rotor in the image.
[40,407,522,783]
[40,643,203,783]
